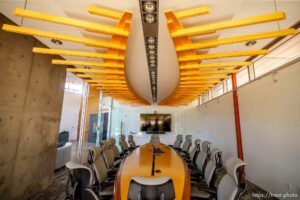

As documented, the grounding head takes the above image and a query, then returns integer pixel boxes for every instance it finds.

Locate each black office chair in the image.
[65,161,99,200]
[128,176,175,200]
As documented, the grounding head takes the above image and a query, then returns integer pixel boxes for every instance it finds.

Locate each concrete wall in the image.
[177,60,300,197]
[0,14,66,200]
[59,91,82,141]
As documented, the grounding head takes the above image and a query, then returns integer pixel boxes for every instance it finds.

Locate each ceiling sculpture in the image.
[2,6,149,105]
[159,6,296,106]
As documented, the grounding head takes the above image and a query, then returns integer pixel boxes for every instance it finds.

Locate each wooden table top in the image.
[114,143,190,200]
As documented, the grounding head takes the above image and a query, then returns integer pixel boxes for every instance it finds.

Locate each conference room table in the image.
[113,143,191,200]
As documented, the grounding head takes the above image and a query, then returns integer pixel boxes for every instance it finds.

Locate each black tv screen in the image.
[140,114,171,132]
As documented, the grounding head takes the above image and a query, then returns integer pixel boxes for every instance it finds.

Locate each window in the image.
[255,34,300,77]
[65,82,83,94]
[212,83,223,98]
[237,67,249,87]
[203,92,210,103]
[226,76,232,92]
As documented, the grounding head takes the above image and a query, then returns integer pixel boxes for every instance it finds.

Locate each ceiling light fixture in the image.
[143,1,156,13]
[147,37,155,43]
[144,14,156,24]
[148,44,155,49]
[51,38,63,45]
[149,50,155,55]
[245,40,257,47]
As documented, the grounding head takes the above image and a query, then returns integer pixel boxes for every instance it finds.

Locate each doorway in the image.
[88,112,109,144]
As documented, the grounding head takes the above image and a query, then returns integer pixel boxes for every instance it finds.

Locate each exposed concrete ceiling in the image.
[1,0,299,104]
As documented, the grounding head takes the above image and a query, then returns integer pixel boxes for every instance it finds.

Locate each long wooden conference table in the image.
[113,143,191,199]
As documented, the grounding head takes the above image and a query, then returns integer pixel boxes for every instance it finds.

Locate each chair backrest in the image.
[88,147,108,184]
[119,134,129,152]
[83,188,99,200]
[203,148,222,186]
[181,135,192,152]
[150,134,160,144]
[189,139,201,162]
[128,176,175,200]
[101,140,115,169]
[195,141,211,172]
[173,134,183,148]
[65,161,94,200]
[217,158,247,200]
[108,137,120,158]
[128,135,137,148]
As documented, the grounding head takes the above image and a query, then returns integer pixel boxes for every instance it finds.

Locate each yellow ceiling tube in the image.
[179,83,215,87]
[179,49,268,62]
[180,80,221,84]
[174,6,211,19]
[88,5,123,20]
[176,28,296,51]
[66,68,124,75]
[83,79,126,83]
[14,8,128,36]
[181,69,238,76]
[33,48,124,60]
[172,12,286,37]
[180,75,228,80]
[52,60,124,68]
[180,61,251,70]
[76,74,125,80]
[2,25,126,50]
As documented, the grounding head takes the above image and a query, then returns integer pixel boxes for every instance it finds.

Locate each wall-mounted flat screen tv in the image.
[140,114,171,133]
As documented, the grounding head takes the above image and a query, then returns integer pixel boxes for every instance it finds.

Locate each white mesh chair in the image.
[101,140,122,171]
[169,134,183,149]
[128,176,175,200]
[191,148,222,188]
[87,146,114,197]
[108,137,122,159]
[65,161,95,200]
[128,135,137,149]
[191,158,247,200]
[179,135,192,153]
[119,134,130,153]
[190,141,212,176]
[183,139,201,165]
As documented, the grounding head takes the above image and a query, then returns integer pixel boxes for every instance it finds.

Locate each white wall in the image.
[176,61,300,196]
[59,91,82,141]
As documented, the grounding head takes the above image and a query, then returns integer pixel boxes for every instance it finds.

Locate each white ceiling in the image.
[1,0,300,104]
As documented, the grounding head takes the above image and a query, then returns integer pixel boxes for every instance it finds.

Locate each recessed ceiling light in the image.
[147,37,155,44]
[149,50,155,55]
[51,38,63,45]
[245,40,257,47]
[143,1,155,13]
[148,44,155,50]
[149,55,156,60]
[150,59,156,64]
[144,14,156,24]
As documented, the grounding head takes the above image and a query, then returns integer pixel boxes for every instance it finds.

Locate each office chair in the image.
[190,141,212,177]
[191,158,247,200]
[65,161,99,200]
[87,147,114,198]
[101,140,121,172]
[150,134,160,144]
[169,134,183,149]
[128,134,138,149]
[178,135,192,153]
[119,134,130,153]
[191,148,222,189]
[183,139,201,165]
[128,176,175,200]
